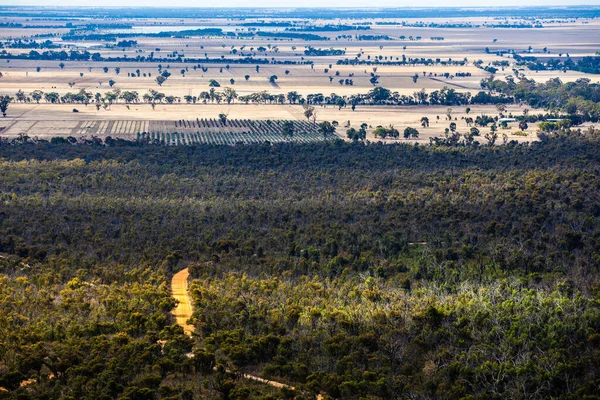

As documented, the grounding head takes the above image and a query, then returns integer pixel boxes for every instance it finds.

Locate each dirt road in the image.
[171,268,195,336]
[170,268,324,399]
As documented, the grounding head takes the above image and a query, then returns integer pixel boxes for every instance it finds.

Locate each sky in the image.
[3,0,600,6]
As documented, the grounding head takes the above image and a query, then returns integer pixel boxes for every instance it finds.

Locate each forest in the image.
[0,129,600,399]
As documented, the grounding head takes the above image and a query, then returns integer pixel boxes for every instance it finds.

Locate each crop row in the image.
[136,129,333,145]
[168,119,318,134]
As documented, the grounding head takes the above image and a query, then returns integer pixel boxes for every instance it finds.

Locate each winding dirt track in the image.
[171,268,325,398]
[171,268,196,336]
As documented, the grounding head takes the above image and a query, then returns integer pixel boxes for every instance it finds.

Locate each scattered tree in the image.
[0,95,12,117]
[155,76,166,86]
[318,121,336,137]
[218,112,228,125]
[403,127,419,139]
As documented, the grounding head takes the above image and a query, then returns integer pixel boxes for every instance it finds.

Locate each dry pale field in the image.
[0,102,550,144]
[0,14,598,142]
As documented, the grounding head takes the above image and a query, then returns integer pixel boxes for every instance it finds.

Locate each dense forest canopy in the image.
[0,131,600,399]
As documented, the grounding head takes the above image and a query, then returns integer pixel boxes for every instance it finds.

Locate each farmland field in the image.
[0,6,598,144]
[0,115,333,144]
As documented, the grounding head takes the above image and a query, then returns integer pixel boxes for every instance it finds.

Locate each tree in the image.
[359,123,368,140]
[108,79,116,88]
[208,79,220,87]
[485,130,498,145]
[449,122,457,132]
[115,67,121,75]
[0,95,12,117]
[44,92,60,103]
[373,125,399,139]
[103,67,109,73]
[318,121,335,137]
[420,117,429,127]
[463,131,475,145]
[223,87,237,104]
[465,107,471,114]
[373,126,388,138]
[558,119,571,130]
[156,76,167,86]
[218,112,228,125]
[286,91,300,104]
[283,121,294,137]
[245,75,250,81]
[347,126,366,142]
[303,105,315,122]
[256,65,260,73]
[120,91,139,104]
[538,121,559,132]
[470,127,480,136]
[403,127,419,139]
[269,75,278,84]
[59,62,65,69]
[367,87,391,102]
[15,90,26,102]
[30,90,43,104]
[346,127,358,141]
[519,121,528,131]
[104,89,119,104]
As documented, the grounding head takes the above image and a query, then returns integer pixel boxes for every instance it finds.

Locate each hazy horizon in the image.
[2,1,600,8]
